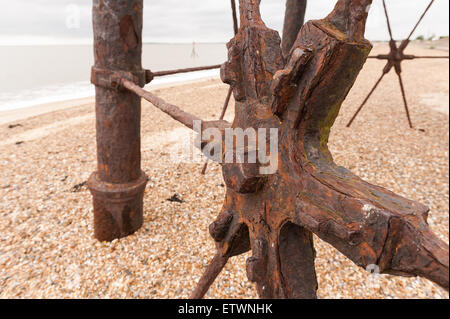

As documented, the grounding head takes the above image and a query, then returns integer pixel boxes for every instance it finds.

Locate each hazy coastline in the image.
[0,42,226,112]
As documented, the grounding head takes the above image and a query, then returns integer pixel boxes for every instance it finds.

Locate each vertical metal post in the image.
[88,0,147,241]
[282,0,307,58]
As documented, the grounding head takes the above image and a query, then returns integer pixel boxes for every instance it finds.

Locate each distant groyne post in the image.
[88,0,148,241]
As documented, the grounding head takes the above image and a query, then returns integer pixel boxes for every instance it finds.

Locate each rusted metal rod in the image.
[231,0,239,35]
[201,85,234,175]
[398,0,434,53]
[368,55,449,59]
[145,64,221,84]
[408,56,450,59]
[190,253,229,299]
[346,72,386,127]
[282,0,307,58]
[121,78,231,135]
[403,0,435,46]
[397,72,413,128]
[382,0,394,41]
[219,86,234,121]
[88,0,148,242]
[122,79,201,130]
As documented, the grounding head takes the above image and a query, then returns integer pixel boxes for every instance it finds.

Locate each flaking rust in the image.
[189,0,449,298]
[89,0,147,242]
[90,0,449,298]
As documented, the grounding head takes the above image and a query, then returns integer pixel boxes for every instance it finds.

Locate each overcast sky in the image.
[0,0,448,45]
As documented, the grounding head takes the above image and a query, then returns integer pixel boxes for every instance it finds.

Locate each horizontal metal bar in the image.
[367,55,449,59]
[145,64,222,83]
[121,78,201,129]
[409,56,449,59]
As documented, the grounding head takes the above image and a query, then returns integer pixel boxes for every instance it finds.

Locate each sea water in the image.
[0,43,227,112]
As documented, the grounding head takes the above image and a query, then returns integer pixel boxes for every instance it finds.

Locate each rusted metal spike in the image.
[409,55,449,59]
[231,0,239,35]
[282,0,307,58]
[382,0,394,41]
[190,253,229,299]
[348,0,441,129]
[399,0,435,52]
[396,72,413,128]
[368,55,449,59]
[145,65,221,84]
[346,72,386,127]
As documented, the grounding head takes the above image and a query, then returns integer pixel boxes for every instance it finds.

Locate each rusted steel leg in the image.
[399,0,435,52]
[88,0,148,241]
[231,0,239,35]
[246,226,318,299]
[190,253,229,299]
[280,0,317,298]
[282,0,307,58]
[396,72,413,128]
[346,72,387,127]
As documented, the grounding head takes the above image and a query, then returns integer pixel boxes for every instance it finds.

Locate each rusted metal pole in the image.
[282,0,307,58]
[88,0,148,242]
[190,253,229,299]
[231,0,239,35]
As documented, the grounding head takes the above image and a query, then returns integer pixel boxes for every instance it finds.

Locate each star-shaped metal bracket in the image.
[347,0,449,129]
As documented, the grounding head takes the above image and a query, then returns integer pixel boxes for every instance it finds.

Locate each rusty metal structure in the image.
[88,0,236,241]
[347,0,449,128]
[89,0,449,298]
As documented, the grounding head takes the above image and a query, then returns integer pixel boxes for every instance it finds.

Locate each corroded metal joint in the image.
[91,67,146,91]
[145,70,155,84]
[246,239,267,283]
[209,210,234,242]
[88,171,148,242]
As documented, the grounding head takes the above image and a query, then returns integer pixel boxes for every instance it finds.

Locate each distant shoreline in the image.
[0,76,220,126]
[1,41,447,126]
[0,38,447,47]
[0,41,228,47]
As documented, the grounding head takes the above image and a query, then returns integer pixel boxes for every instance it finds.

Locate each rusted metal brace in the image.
[93,64,223,90]
[91,67,146,91]
[368,54,449,60]
[144,64,222,84]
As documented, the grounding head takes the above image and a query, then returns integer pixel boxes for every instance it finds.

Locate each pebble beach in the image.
[0,42,448,299]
